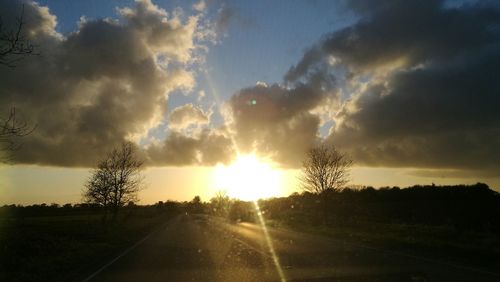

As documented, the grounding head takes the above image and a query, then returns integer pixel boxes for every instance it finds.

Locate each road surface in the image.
[85,214,500,281]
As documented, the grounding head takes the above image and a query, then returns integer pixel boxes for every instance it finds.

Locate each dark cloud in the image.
[227,81,333,167]
[4,0,500,174]
[287,0,500,79]
[146,129,235,166]
[283,0,500,172]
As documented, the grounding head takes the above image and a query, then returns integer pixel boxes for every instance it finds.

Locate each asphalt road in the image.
[85,214,500,282]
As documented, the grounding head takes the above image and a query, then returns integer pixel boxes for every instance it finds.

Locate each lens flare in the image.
[204,70,286,281]
[254,201,286,282]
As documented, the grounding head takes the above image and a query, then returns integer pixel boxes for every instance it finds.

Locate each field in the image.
[0,205,179,281]
[1,184,500,281]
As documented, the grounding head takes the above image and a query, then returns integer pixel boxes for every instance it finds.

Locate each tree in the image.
[83,142,144,221]
[0,107,35,159]
[300,144,352,194]
[0,4,36,68]
[210,190,231,217]
[300,144,352,223]
[188,195,204,214]
[0,4,38,157]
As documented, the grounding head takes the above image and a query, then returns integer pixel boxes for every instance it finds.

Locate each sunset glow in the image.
[213,154,283,200]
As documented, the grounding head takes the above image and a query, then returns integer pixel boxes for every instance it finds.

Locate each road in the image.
[85,214,500,281]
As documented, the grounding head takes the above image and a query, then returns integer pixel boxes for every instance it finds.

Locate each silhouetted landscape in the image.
[2,0,500,281]
[1,183,499,281]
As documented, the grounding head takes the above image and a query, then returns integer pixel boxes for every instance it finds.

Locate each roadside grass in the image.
[0,209,176,282]
[278,219,500,269]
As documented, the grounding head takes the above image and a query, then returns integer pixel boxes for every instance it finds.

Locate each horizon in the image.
[1,0,500,205]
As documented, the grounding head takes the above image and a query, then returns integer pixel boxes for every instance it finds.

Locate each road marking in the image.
[318,233,500,277]
[214,219,500,278]
[365,244,500,277]
[82,219,173,282]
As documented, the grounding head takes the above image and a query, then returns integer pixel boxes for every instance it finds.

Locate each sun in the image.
[213,154,283,201]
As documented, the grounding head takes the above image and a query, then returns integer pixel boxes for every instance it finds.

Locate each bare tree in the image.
[0,4,38,158]
[83,142,144,221]
[300,144,352,194]
[0,4,36,68]
[0,107,35,159]
[83,168,113,221]
[210,190,231,217]
[300,144,352,223]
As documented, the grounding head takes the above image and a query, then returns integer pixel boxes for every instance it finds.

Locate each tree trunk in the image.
[111,205,119,222]
[322,193,328,225]
[102,207,108,224]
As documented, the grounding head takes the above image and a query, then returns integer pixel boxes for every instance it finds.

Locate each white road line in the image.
[82,219,172,282]
[310,231,500,277]
[214,219,500,278]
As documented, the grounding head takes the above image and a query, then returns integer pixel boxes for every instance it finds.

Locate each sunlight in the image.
[213,154,283,201]
[254,201,287,282]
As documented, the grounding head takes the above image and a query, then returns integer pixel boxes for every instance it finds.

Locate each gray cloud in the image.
[215,4,235,33]
[213,2,254,35]
[146,128,235,166]
[5,0,500,175]
[0,0,205,166]
[227,80,334,167]
[286,0,500,173]
[147,78,333,168]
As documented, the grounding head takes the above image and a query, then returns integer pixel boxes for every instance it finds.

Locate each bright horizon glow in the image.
[213,154,283,201]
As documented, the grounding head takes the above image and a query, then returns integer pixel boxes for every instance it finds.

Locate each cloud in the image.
[168,103,210,130]
[214,4,235,33]
[145,74,337,168]
[146,128,235,166]
[213,2,254,35]
[283,0,500,172]
[193,0,206,12]
[5,0,500,175]
[226,80,334,167]
[223,0,500,173]
[0,0,208,166]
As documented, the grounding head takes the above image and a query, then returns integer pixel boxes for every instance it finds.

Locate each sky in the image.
[1,0,500,205]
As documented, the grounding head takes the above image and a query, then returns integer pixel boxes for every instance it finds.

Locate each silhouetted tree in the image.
[228,200,253,223]
[301,144,352,194]
[83,142,144,221]
[300,144,352,224]
[210,190,231,217]
[0,5,38,157]
[0,107,35,159]
[188,196,204,214]
[0,4,36,67]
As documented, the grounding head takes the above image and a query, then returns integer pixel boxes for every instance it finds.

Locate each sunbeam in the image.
[254,201,287,282]
[204,69,286,281]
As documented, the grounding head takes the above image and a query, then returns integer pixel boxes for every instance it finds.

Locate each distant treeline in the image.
[0,201,185,219]
[260,183,500,233]
[2,183,499,233]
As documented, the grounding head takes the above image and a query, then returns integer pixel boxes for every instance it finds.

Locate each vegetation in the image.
[0,202,182,281]
[83,142,144,221]
[0,4,36,67]
[258,183,500,266]
[0,4,37,157]
[0,107,35,156]
[202,183,500,267]
[1,183,499,280]
[300,144,352,223]
[300,144,352,194]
